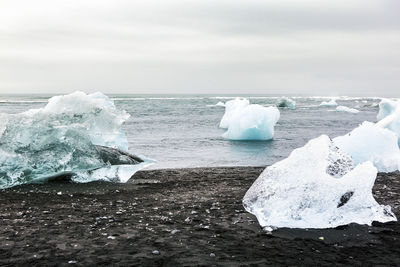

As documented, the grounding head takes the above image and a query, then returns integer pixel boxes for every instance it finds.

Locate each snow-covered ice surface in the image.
[276,97,296,109]
[0,91,150,189]
[336,106,360,114]
[222,104,280,140]
[243,135,397,229]
[376,99,400,145]
[334,122,400,173]
[320,99,338,107]
[219,98,249,129]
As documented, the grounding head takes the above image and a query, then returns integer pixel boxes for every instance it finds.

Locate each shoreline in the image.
[1,166,399,266]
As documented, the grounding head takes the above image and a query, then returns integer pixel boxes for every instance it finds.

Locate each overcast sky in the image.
[1,0,399,96]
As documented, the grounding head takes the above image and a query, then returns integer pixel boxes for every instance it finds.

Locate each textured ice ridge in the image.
[243,135,396,229]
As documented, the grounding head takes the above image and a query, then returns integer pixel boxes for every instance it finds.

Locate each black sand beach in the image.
[1,167,400,266]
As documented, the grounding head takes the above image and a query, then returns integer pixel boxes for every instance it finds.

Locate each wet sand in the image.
[1,167,400,266]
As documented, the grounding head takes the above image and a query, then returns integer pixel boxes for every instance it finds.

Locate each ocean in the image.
[0,94,382,169]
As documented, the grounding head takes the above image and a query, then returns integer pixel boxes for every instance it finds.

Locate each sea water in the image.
[0,94,382,169]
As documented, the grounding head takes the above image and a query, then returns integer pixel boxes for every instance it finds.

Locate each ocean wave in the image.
[0,100,48,104]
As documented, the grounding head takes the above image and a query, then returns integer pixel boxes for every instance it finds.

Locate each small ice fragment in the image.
[263,226,275,233]
[276,97,296,109]
[68,261,77,264]
[171,229,180,235]
[184,217,191,223]
[152,250,160,255]
[57,192,62,195]
[210,253,216,257]
[319,236,324,240]
[107,236,116,240]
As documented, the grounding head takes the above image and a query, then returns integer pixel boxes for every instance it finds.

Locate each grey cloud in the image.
[0,0,399,96]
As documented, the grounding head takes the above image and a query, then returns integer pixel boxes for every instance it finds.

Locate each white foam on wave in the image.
[336,106,360,114]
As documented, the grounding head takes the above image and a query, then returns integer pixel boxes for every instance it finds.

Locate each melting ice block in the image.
[334,122,400,172]
[276,97,296,109]
[320,99,338,107]
[0,91,149,189]
[243,135,396,229]
[222,104,280,140]
[219,98,249,128]
[336,106,359,114]
[376,99,400,145]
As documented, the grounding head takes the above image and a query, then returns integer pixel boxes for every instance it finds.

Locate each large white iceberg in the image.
[276,97,296,109]
[320,99,338,107]
[222,104,280,141]
[0,91,150,189]
[243,135,396,229]
[376,98,400,145]
[336,106,359,114]
[219,98,249,129]
[334,122,400,173]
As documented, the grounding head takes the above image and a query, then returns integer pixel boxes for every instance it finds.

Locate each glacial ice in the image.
[276,97,296,109]
[376,99,400,145]
[243,135,396,229]
[0,91,149,189]
[334,122,400,172]
[219,98,249,129]
[336,106,360,114]
[222,104,280,141]
[320,99,338,107]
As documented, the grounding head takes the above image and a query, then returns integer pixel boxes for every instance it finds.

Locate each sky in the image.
[0,0,399,96]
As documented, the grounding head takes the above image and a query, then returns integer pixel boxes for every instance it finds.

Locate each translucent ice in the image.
[222,104,280,141]
[243,135,396,229]
[376,99,400,145]
[0,91,148,188]
[320,99,338,107]
[377,98,399,121]
[219,98,249,128]
[336,106,359,114]
[334,122,400,172]
[276,97,296,109]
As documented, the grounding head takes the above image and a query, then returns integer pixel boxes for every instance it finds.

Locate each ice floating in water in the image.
[376,99,400,145]
[243,135,396,229]
[0,91,149,189]
[219,98,249,128]
[276,97,296,109]
[222,104,280,141]
[320,99,338,107]
[334,122,400,172]
[336,106,359,114]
